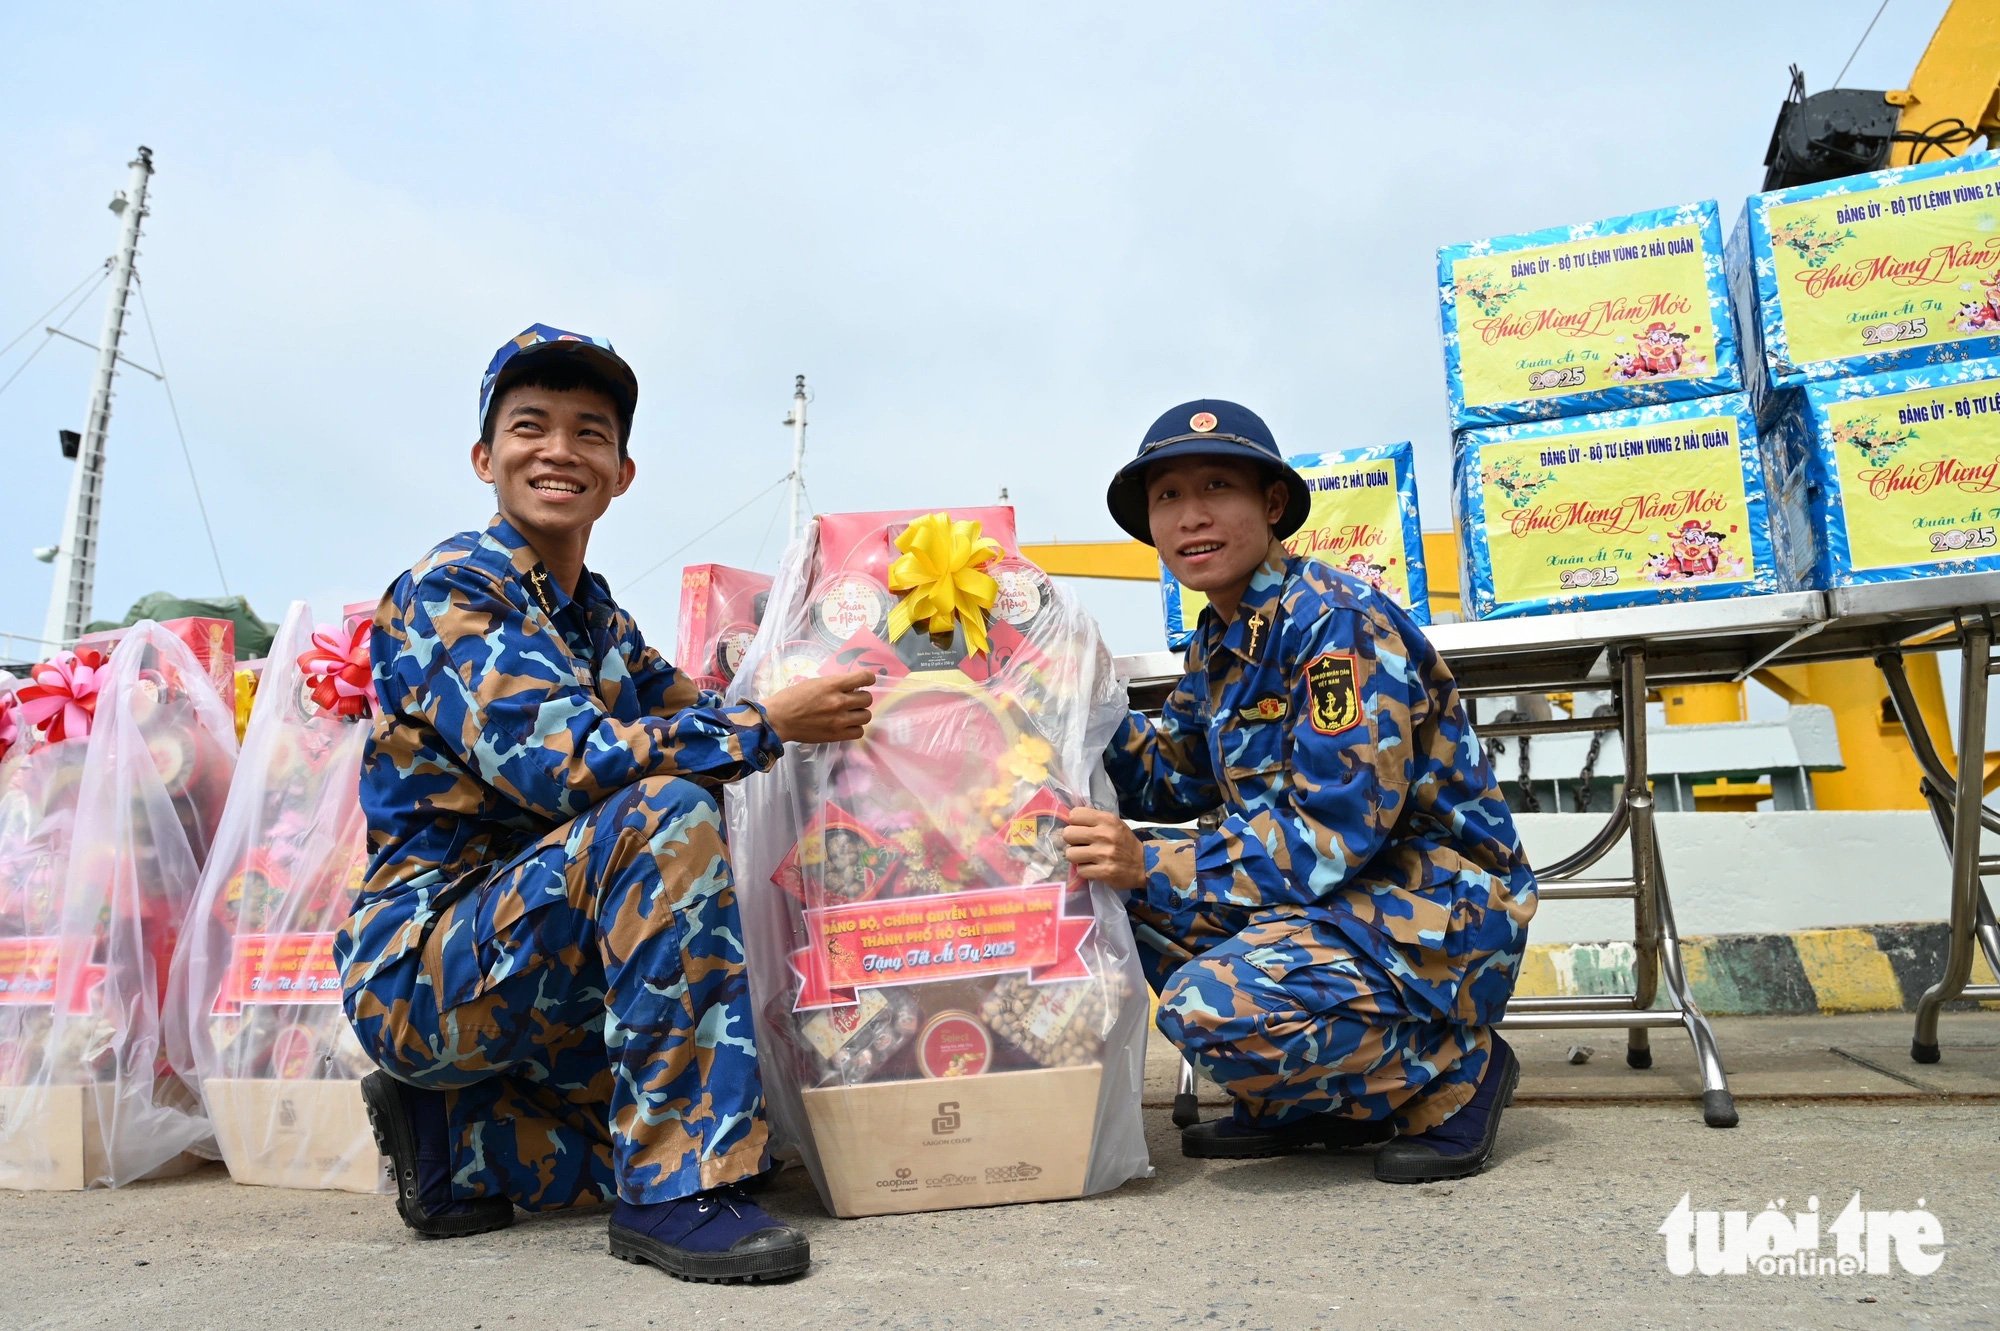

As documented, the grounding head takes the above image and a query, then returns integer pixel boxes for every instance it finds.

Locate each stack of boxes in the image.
[1440,201,1789,619]
[1441,148,2000,619]
[1729,150,2000,591]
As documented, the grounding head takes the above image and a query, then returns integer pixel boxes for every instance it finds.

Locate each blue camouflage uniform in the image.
[1107,544,1537,1135]
[337,515,784,1208]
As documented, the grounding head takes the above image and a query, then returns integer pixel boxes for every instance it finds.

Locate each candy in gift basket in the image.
[728,507,1150,1218]
[166,602,389,1193]
[0,623,239,1189]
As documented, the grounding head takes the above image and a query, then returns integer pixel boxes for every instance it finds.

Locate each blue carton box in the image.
[1726,150,2000,421]
[1438,200,1742,431]
[1162,442,1429,648]
[1764,355,2000,588]
[1454,394,1788,619]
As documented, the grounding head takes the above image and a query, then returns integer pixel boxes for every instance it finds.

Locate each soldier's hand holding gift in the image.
[763,669,876,744]
[1061,805,1145,891]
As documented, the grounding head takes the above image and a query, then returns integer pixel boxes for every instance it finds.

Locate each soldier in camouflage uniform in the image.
[1063,399,1537,1182]
[339,325,873,1281]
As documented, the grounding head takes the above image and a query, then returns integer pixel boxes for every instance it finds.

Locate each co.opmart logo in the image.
[1659,1193,1944,1277]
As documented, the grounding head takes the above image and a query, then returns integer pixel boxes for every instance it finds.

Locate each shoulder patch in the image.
[1304,651,1362,736]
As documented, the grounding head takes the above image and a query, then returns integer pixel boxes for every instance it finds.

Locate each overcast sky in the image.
[0,1,1955,664]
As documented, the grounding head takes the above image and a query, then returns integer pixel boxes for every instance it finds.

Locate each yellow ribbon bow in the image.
[886,512,1004,655]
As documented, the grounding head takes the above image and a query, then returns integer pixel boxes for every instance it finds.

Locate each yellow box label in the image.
[1766,164,2000,367]
[1178,456,1413,623]
[1452,224,1717,409]
[1478,416,1755,605]
[1823,382,2000,571]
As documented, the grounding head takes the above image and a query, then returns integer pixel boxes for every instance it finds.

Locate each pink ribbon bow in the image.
[15,648,108,746]
[0,689,19,763]
[298,620,373,720]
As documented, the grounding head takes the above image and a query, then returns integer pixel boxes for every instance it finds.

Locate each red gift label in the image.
[214,932,343,1013]
[790,882,1093,1010]
[0,936,61,1005]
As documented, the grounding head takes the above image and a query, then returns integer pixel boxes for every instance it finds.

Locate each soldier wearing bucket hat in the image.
[1065,398,1540,1183]
[338,324,874,1282]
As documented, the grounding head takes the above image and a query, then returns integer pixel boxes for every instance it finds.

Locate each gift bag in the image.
[727,508,1151,1218]
[0,624,237,1188]
[166,603,387,1193]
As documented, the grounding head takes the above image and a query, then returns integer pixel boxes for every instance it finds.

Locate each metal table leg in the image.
[1491,644,1738,1127]
[1877,622,2000,1063]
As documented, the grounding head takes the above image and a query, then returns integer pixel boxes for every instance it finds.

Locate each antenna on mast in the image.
[41,146,155,648]
[782,374,808,538]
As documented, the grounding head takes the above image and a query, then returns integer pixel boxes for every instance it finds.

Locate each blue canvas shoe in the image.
[1182,1108,1395,1159]
[361,1071,514,1238]
[608,1185,810,1284]
[1373,1033,1520,1183]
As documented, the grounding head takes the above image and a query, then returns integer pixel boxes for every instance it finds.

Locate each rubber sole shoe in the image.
[1372,1038,1522,1185]
[609,1222,811,1284]
[1182,1113,1395,1160]
[361,1072,514,1240]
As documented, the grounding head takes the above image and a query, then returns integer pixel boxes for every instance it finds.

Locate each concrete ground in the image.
[3,1013,1996,1331]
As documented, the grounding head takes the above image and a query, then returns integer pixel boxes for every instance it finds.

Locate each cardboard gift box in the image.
[1439,199,1742,431]
[1763,355,2000,588]
[727,507,1150,1219]
[1162,441,1430,648]
[1726,149,2000,420]
[75,616,236,709]
[677,564,774,692]
[1453,393,1790,619]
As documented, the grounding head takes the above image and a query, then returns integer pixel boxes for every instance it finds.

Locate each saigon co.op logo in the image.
[1659,1193,1944,1276]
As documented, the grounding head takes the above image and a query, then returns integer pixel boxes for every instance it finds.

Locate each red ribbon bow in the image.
[15,648,108,746]
[297,621,373,720]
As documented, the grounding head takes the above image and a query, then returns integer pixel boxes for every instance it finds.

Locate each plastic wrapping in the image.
[167,602,387,1193]
[726,507,1151,1217]
[1453,394,1790,619]
[1163,441,1430,647]
[1726,150,2000,421]
[0,623,238,1188]
[1763,355,2000,589]
[677,564,774,692]
[1439,199,1741,430]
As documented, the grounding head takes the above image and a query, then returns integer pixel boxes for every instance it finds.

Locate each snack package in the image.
[1762,355,2000,589]
[1163,441,1430,647]
[677,564,774,692]
[1439,199,1741,430]
[0,623,237,1188]
[1726,149,2000,419]
[166,602,387,1193]
[727,507,1151,1217]
[1453,393,1790,619]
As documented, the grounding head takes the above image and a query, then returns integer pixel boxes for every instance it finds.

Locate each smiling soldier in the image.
[337,324,874,1281]
[1062,399,1538,1182]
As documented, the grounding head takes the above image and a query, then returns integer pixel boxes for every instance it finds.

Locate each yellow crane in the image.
[1025,0,1999,813]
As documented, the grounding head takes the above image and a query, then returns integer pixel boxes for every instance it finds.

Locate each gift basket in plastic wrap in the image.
[167,603,389,1194]
[0,623,237,1189]
[726,507,1152,1218]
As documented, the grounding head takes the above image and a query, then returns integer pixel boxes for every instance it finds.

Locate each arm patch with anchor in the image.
[1304,651,1362,736]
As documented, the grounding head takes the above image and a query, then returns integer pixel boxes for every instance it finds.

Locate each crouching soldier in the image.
[337,325,874,1281]
[1062,400,1538,1182]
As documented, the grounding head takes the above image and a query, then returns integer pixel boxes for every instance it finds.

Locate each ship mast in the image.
[41,146,155,648]
[783,374,808,538]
